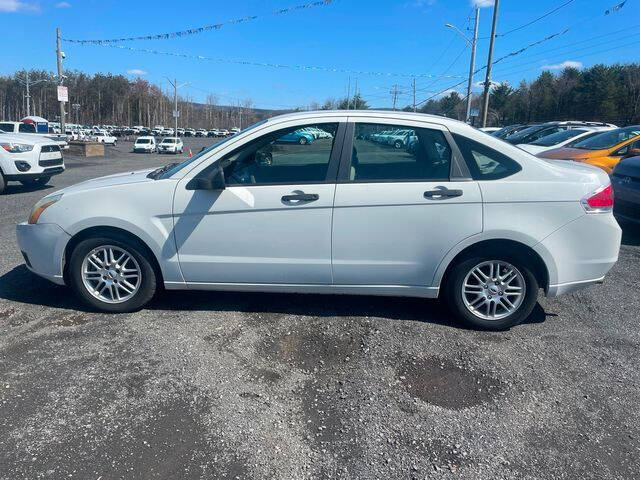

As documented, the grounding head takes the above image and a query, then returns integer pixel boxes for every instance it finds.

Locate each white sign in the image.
[57,86,68,103]
[470,108,480,117]
[172,110,180,118]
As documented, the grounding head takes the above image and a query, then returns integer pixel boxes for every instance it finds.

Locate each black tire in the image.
[444,254,539,330]
[68,235,157,313]
[0,171,5,194]
[20,177,50,187]
[298,137,308,145]
[394,140,403,149]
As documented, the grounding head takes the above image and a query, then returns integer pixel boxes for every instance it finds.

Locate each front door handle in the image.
[281,192,319,203]
[424,187,463,200]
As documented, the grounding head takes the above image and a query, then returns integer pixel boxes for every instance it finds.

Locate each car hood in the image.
[0,132,54,145]
[57,169,157,195]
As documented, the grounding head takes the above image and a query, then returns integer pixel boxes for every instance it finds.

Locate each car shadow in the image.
[2,183,54,195]
[0,265,551,330]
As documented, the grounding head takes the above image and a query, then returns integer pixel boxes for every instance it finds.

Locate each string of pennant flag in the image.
[86,43,467,80]
[62,0,334,44]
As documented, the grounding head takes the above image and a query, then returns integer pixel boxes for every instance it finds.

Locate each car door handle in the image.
[424,187,463,200]
[281,192,319,203]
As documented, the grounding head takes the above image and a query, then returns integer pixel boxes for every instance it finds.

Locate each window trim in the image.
[209,121,347,187]
[336,121,472,184]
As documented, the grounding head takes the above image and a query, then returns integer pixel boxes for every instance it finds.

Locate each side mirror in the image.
[186,167,225,191]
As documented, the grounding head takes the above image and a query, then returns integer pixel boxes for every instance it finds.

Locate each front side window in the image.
[349,123,451,182]
[18,123,36,133]
[220,123,338,185]
[0,123,13,133]
[453,134,522,180]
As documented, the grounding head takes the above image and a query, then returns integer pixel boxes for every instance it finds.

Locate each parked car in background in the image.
[385,129,415,149]
[0,132,64,193]
[16,111,621,330]
[184,128,196,137]
[276,129,315,144]
[219,129,230,136]
[611,155,640,225]
[133,136,157,153]
[162,128,174,137]
[518,127,614,156]
[0,121,69,150]
[480,127,501,134]
[491,124,529,139]
[92,130,117,145]
[177,128,185,136]
[196,129,207,137]
[504,121,617,145]
[541,126,640,173]
[158,137,184,154]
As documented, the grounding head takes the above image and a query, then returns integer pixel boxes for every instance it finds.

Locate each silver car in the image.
[16,111,622,330]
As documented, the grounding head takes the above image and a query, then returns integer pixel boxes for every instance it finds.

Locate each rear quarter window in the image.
[453,133,522,180]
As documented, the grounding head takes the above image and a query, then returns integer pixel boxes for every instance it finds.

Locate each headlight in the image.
[1,142,34,153]
[28,193,63,224]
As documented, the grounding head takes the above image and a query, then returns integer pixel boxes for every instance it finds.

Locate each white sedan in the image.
[16,111,621,330]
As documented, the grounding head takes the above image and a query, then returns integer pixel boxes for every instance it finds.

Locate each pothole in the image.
[397,356,502,410]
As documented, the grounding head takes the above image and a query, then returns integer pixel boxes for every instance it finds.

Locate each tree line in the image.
[2,64,639,128]
[412,64,640,127]
[0,70,264,129]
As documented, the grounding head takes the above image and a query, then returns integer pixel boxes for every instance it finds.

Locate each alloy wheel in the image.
[461,260,526,320]
[80,245,142,304]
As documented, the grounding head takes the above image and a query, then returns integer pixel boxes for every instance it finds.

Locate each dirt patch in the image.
[259,328,362,372]
[56,313,89,327]
[0,307,16,318]
[397,356,502,410]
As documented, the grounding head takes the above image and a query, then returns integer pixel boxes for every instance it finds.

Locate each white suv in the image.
[158,137,184,154]
[133,136,157,153]
[16,111,621,330]
[1,133,64,193]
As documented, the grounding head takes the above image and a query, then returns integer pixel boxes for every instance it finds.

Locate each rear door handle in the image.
[424,187,463,200]
[281,192,319,203]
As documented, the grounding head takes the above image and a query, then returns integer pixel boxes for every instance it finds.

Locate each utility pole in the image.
[481,0,499,128]
[390,84,401,111]
[166,77,188,142]
[353,78,358,109]
[466,7,480,123]
[56,27,66,134]
[412,77,417,112]
[346,76,351,110]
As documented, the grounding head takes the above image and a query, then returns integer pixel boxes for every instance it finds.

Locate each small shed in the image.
[20,116,49,134]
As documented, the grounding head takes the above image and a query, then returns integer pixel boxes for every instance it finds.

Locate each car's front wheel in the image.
[445,256,538,330]
[0,171,5,194]
[68,236,157,312]
[298,137,308,145]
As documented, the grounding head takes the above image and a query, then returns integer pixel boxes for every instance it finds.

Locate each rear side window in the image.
[453,134,521,180]
[349,123,452,182]
[18,123,36,133]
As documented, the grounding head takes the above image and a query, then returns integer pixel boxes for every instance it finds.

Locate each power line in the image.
[63,0,335,44]
[495,0,575,38]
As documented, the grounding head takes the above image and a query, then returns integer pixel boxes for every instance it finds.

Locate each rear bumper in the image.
[534,213,621,298]
[16,222,70,285]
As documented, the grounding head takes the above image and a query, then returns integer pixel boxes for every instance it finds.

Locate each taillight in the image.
[581,184,614,212]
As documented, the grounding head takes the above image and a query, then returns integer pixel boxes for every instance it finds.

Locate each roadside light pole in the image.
[166,77,188,142]
[481,0,500,128]
[56,27,66,134]
[445,7,479,124]
[17,71,48,117]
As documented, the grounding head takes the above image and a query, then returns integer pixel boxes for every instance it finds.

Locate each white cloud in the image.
[471,0,494,7]
[55,1,71,7]
[127,69,147,76]
[541,60,583,70]
[0,0,39,12]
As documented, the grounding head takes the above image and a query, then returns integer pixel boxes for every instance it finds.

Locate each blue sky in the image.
[1,0,638,109]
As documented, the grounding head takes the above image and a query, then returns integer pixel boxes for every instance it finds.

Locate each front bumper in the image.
[16,222,70,285]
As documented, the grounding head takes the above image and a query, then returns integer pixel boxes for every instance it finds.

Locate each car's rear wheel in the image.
[0,171,6,194]
[444,256,538,330]
[68,236,157,313]
[298,137,308,145]
[394,140,403,149]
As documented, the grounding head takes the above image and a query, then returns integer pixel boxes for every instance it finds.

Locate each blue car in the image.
[277,130,315,145]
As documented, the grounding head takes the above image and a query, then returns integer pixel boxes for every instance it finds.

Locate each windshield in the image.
[162,139,175,143]
[571,127,640,150]
[530,129,587,146]
[158,119,268,179]
[504,125,545,143]
[136,139,150,144]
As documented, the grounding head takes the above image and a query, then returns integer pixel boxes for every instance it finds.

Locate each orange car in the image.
[539,126,640,173]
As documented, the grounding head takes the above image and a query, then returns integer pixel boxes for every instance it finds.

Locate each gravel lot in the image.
[1,138,639,479]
